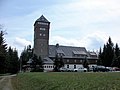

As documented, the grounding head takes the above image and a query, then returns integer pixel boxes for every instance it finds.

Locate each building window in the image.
[74,65,76,69]
[67,65,69,68]
[43,34,46,36]
[67,59,69,62]
[80,60,82,63]
[40,33,42,36]
[74,60,76,63]
[40,28,45,31]
[44,66,46,68]
[41,49,42,53]
[38,22,48,25]
[41,44,43,46]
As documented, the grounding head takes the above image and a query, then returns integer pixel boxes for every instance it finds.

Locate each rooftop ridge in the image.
[36,15,50,23]
[49,45,85,48]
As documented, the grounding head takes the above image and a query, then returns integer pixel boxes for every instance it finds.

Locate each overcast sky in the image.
[1,0,120,56]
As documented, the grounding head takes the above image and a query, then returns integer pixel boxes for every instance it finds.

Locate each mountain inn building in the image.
[33,15,98,72]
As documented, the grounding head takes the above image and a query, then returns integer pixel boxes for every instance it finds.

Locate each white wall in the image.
[64,64,83,69]
[43,64,54,72]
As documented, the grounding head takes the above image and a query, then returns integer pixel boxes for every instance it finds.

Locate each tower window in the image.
[43,34,46,36]
[41,49,43,52]
[38,22,48,25]
[40,28,45,31]
[40,33,42,36]
[41,44,43,46]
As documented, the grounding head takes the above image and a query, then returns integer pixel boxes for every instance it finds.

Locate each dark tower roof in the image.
[36,15,50,23]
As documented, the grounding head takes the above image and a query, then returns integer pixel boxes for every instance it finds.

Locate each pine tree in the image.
[59,56,64,68]
[38,56,44,72]
[112,43,120,67]
[53,55,64,72]
[101,37,114,67]
[6,47,19,74]
[83,57,89,69]
[31,54,43,72]
[115,43,119,57]
[6,47,13,73]
[12,49,19,73]
[0,30,7,74]
[54,55,59,72]
[20,45,33,65]
[102,44,107,66]
[106,37,114,66]
[97,47,103,65]
[31,54,38,71]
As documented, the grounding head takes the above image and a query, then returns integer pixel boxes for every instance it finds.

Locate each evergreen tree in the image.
[31,54,38,71]
[53,55,64,72]
[112,43,120,67]
[6,47,13,73]
[101,44,107,66]
[0,30,7,74]
[115,43,119,57]
[83,57,89,70]
[101,37,114,67]
[31,54,43,72]
[106,37,114,66]
[12,49,19,73]
[20,45,33,65]
[54,55,59,72]
[6,47,19,74]
[97,47,103,65]
[38,56,44,72]
[59,56,64,68]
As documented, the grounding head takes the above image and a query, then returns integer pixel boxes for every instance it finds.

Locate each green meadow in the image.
[12,72,120,90]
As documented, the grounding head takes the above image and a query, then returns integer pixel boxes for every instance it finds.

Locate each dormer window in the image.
[56,49,65,56]
[72,50,87,57]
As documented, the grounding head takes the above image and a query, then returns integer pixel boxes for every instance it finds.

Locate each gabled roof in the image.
[89,52,97,56]
[36,15,50,23]
[49,45,88,58]
[43,57,54,64]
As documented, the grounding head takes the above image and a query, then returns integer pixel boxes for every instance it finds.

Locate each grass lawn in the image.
[12,72,120,90]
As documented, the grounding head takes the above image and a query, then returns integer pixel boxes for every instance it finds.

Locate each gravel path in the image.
[0,75,16,90]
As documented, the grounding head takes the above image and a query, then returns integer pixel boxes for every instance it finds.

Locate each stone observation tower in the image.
[33,15,50,59]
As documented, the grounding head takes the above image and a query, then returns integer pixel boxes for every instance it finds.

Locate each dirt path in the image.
[0,75,16,90]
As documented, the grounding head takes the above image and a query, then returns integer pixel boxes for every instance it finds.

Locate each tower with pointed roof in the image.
[34,15,50,59]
